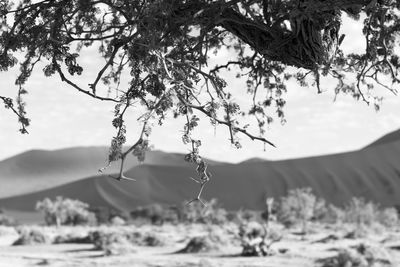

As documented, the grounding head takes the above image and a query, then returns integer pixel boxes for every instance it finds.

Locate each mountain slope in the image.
[1,136,400,212]
[364,129,400,148]
[0,147,224,198]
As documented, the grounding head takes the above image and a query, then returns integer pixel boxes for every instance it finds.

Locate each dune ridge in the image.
[1,129,400,212]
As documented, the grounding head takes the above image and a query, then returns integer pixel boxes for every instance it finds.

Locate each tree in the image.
[1,1,399,199]
[277,187,318,233]
[36,196,97,226]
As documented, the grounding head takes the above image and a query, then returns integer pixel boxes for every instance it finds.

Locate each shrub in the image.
[0,225,18,237]
[130,204,178,225]
[13,227,50,246]
[261,197,276,225]
[178,236,218,253]
[322,248,368,267]
[322,204,345,224]
[277,187,321,232]
[238,221,282,257]
[178,225,232,253]
[36,196,97,226]
[90,229,135,256]
[90,206,127,225]
[321,244,392,267]
[313,198,328,221]
[174,199,228,225]
[89,227,165,255]
[343,198,378,227]
[110,216,126,226]
[129,200,228,225]
[141,233,165,247]
[378,207,399,228]
[0,213,17,226]
[53,234,92,244]
[236,209,259,223]
[341,198,399,231]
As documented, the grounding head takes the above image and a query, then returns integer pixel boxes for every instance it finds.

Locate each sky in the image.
[0,15,399,163]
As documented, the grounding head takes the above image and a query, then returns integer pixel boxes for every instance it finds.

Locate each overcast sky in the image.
[0,15,399,163]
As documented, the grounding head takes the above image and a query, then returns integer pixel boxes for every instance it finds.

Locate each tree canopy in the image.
[1,0,399,200]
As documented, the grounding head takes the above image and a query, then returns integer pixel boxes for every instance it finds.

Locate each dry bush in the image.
[321,204,346,224]
[89,226,165,255]
[277,187,322,233]
[177,236,219,253]
[320,243,392,267]
[343,198,379,227]
[0,225,18,237]
[36,197,97,226]
[141,232,165,247]
[342,198,399,230]
[0,213,18,226]
[90,229,136,256]
[238,221,282,257]
[178,226,232,253]
[101,237,135,256]
[181,199,228,225]
[378,208,399,229]
[90,207,129,225]
[130,204,179,225]
[13,227,51,246]
[129,200,228,225]
[110,216,126,226]
[53,232,92,244]
[315,198,398,235]
[233,209,260,224]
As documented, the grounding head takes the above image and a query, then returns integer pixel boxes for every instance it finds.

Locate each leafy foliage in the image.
[129,199,228,225]
[36,196,97,226]
[90,206,128,225]
[277,187,318,231]
[180,198,228,225]
[1,0,399,194]
[343,197,399,228]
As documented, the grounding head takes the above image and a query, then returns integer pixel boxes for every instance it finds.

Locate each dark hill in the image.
[364,129,400,148]
[1,136,400,212]
[0,147,224,198]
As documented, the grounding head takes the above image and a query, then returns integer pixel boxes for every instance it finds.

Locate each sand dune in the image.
[1,129,399,212]
[0,147,223,198]
[364,129,400,148]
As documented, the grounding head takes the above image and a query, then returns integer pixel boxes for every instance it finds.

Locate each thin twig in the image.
[53,60,119,102]
[176,94,276,147]
[0,96,29,133]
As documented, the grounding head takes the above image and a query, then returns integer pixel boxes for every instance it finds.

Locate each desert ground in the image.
[1,130,400,267]
[0,222,399,267]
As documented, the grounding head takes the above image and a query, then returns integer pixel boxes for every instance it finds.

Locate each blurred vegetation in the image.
[31,190,400,231]
[36,197,97,226]
[13,226,50,246]
[8,190,395,259]
[0,209,18,226]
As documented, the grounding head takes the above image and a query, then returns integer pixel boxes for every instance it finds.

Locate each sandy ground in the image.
[0,224,399,267]
[0,243,317,267]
